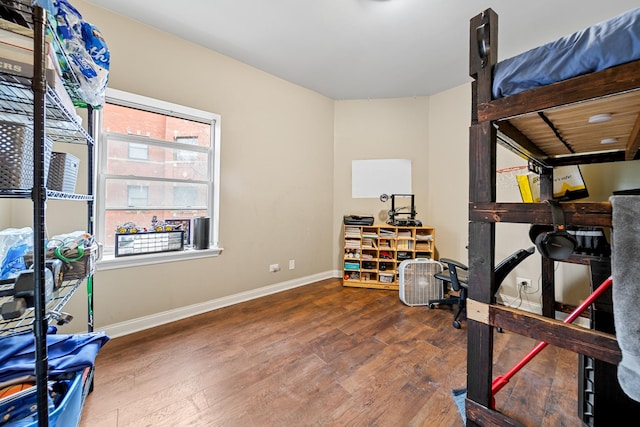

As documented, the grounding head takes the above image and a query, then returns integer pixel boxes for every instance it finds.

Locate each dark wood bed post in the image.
[467,8,499,426]
[538,169,556,318]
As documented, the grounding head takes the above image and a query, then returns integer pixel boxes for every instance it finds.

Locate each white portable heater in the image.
[398,258,444,306]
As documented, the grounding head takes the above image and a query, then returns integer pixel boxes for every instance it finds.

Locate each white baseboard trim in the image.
[102,270,340,338]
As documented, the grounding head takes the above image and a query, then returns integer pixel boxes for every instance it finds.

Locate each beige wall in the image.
[332,97,430,269]
[53,1,335,332]
[4,1,638,334]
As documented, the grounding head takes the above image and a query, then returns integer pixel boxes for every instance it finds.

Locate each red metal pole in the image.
[491,276,613,400]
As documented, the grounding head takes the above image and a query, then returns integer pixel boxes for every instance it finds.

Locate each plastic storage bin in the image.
[0,369,85,426]
[48,152,80,193]
[0,121,53,190]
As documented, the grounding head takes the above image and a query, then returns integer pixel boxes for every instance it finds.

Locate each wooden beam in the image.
[468,202,612,227]
[493,305,620,364]
[466,398,527,427]
[627,110,640,160]
[496,121,548,161]
[467,300,621,365]
[477,61,640,122]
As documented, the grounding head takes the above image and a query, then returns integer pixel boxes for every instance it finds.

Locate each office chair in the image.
[429,246,536,329]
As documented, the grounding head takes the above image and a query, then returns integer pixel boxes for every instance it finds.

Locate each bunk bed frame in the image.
[467,8,640,426]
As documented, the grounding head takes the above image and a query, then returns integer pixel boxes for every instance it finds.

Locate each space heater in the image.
[398,258,444,306]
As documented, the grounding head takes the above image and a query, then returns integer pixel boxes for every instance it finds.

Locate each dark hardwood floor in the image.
[79,278,581,426]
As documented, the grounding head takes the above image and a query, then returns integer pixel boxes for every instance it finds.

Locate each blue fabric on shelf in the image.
[493,7,640,98]
[0,331,109,384]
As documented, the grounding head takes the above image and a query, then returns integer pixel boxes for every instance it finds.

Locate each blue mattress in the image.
[492,8,640,99]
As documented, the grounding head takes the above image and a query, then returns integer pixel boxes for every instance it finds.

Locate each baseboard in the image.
[497,292,542,315]
[102,270,341,338]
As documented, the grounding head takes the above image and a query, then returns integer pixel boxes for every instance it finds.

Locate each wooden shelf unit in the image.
[342,224,435,290]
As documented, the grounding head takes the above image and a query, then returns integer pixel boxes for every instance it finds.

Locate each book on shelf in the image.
[379,229,395,237]
[344,227,361,238]
[396,240,414,250]
[361,238,377,249]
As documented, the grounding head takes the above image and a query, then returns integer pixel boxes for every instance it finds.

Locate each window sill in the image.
[97,246,223,271]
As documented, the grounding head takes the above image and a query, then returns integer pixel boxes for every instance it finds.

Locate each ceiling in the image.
[83,0,639,100]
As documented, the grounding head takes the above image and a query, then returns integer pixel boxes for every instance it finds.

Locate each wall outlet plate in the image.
[517,277,532,289]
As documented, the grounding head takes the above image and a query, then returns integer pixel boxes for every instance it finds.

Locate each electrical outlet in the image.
[269,264,280,272]
[517,277,532,289]
[288,259,295,270]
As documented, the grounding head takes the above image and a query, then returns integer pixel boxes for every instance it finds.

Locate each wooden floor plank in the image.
[80,278,582,426]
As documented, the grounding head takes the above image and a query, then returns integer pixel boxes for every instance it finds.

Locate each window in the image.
[174,136,199,162]
[128,142,149,160]
[97,88,221,262]
[127,185,148,207]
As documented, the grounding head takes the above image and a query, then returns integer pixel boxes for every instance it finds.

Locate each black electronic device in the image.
[380,194,422,226]
[343,215,374,226]
[13,268,54,308]
[529,200,577,260]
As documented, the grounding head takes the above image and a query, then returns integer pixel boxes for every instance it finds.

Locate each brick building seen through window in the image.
[98,91,218,255]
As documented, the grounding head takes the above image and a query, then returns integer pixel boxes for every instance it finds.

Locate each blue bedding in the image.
[492,8,640,99]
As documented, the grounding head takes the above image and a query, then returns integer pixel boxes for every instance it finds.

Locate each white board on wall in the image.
[352,159,412,198]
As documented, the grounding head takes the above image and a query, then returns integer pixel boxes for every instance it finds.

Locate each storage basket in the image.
[24,242,98,281]
[379,273,395,284]
[59,242,98,280]
[48,152,79,193]
[0,369,85,427]
[0,121,53,190]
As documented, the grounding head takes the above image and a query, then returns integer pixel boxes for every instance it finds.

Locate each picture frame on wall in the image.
[165,219,191,246]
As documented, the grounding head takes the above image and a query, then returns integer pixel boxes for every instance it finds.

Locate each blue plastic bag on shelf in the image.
[0,228,33,280]
[54,0,110,107]
[0,243,30,280]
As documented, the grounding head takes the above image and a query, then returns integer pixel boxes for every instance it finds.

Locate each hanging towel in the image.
[610,195,640,402]
[0,331,109,384]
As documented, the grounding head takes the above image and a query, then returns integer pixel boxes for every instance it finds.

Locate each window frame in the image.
[95,88,222,270]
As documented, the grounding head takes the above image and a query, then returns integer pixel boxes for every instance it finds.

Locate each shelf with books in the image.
[342,224,435,290]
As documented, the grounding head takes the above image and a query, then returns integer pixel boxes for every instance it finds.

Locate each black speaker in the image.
[529,200,577,261]
[193,216,210,250]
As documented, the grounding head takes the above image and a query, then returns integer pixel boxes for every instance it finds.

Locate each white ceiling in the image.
[83,0,639,100]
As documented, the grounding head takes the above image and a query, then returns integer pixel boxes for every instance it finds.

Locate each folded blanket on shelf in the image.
[0,331,109,384]
[610,195,640,402]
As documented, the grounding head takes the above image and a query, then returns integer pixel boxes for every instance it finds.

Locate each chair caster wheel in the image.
[496,327,504,333]
[429,303,436,309]
[453,320,461,329]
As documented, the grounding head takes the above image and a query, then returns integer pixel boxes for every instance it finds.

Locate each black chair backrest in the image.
[494,246,536,287]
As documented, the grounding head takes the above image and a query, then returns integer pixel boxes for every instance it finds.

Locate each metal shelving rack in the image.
[0,3,96,426]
